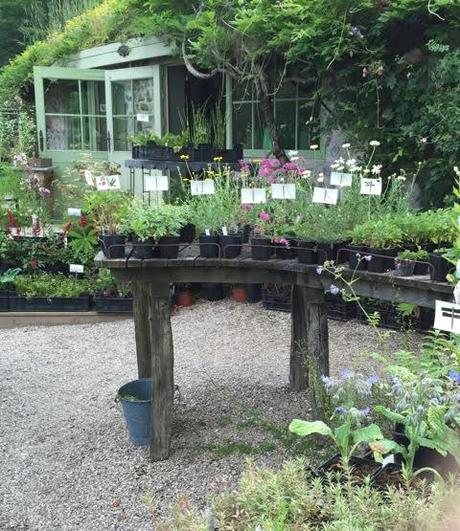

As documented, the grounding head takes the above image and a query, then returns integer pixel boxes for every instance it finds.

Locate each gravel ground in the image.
[0,300,420,530]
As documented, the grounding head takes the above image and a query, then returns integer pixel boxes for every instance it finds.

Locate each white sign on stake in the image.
[434,300,460,334]
[330,172,353,187]
[69,264,84,274]
[271,183,296,200]
[67,208,82,217]
[190,179,215,196]
[96,175,121,191]
[222,226,228,236]
[312,187,339,205]
[241,188,266,204]
[145,175,169,192]
[136,113,150,122]
[83,169,93,186]
[360,177,382,196]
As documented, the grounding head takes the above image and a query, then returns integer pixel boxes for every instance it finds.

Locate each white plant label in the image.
[136,113,149,122]
[145,175,169,192]
[312,187,339,205]
[241,188,266,204]
[205,229,210,236]
[67,208,82,217]
[190,179,215,196]
[222,226,228,236]
[96,175,121,191]
[434,300,460,334]
[69,264,84,274]
[83,169,93,186]
[271,183,296,200]
[360,177,382,196]
[330,172,352,187]
[454,281,460,305]
[381,455,395,468]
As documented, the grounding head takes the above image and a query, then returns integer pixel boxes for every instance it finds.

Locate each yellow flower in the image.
[180,154,190,161]
[213,156,223,162]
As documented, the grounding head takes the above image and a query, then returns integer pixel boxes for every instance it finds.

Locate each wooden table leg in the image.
[290,285,329,419]
[133,281,152,378]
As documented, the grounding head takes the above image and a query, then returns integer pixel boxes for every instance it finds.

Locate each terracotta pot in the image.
[232,286,247,303]
[176,290,193,308]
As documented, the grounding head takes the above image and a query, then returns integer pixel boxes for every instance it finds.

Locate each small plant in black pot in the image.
[294,221,318,265]
[121,200,158,259]
[153,204,187,259]
[250,210,273,261]
[395,249,429,277]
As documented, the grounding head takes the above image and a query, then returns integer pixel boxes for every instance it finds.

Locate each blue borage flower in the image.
[366,375,379,386]
[316,266,323,275]
[340,369,353,379]
[449,370,460,385]
[335,406,348,416]
[328,284,340,296]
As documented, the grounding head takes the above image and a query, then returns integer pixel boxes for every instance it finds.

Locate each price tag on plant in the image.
[205,229,211,236]
[434,300,460,334]
[312,187,339,205]
[67,208,82,217]
[190,179,215,196]
[360,177,382,196]
[69,264,84,274]
[96,175,121,191]
[221,226,228,236]
[83,169,93,186]
[454,281,460,305]
[241,188,266,204]
[330,172,352,187]
[136,113,150,122]
[145,175,169,192]
[271,183,296,200]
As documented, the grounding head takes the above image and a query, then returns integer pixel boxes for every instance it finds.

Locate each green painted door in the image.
[34,66,109,168]
[105,65,162,192]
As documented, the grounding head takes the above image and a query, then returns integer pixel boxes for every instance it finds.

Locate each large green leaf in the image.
[289,419,332,438]
[374,405,406,425]
[352,424,384,444]
[370,439,406,462]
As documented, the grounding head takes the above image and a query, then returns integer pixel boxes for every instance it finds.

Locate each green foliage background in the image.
[1,0,460,205]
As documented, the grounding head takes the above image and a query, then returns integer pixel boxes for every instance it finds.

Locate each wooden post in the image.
[132,281,152,378]
[290,285,329,419]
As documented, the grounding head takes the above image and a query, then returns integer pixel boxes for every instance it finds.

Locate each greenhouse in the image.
[1,1,460,530]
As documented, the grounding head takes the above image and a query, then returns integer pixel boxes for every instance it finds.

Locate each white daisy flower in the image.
[369,140,381,147]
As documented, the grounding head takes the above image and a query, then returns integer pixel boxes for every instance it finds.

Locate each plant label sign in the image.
[145,175,169,192]
[190,179,215,196]
[67,208,82,217]
[83,169,93,186]
[312,187,339,205]
[454,281,460,305]
[434,300,460,334]
[360,178,382,196]
[330,172,352,187]
[69,264,84,274]
[205,229,211,236]
[136,113,150,122]
[241,188,266,204]
[221,226,228,236]
[96,175,121,191]
[271,183,296,200]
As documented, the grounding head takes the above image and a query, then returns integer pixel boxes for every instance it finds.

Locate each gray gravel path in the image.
[0,300,419,530]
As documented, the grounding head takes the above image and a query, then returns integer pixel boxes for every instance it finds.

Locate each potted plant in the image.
[153,204,187,258]
[232,285,247,303]
[394,249,429,277]
[0,267,20,311]
[94,268,133,313]
[175,284,193,307]
[121,200,157,259]
[84,191,130,259]
[251,210,273,261]
[295,221,318,265]
[425,209,456,281]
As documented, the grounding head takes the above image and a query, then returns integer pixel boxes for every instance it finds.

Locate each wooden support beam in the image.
[132,281,152,378]
[290,285,329,420]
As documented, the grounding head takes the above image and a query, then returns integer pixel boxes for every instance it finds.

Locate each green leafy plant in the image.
[14,273,94,298]
[397,249,429,261]
[83,190,130,235]
[350,216,403,248]
[67,225,98,266]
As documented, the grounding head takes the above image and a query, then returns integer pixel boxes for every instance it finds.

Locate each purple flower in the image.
[316,266,323,275]
[321,375,335,388]
[366,375,378,386]
[340,369,353,379]
[351,26,363,39]
[328,284,340,296]
[335,406,348,416]
[449,370,460,385]
[364,255,372,262]
[275,237,289,246]
[359,407,371,417]
[38,187,51,197]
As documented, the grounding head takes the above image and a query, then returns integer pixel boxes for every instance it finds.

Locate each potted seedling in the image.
[394,249,429,277]
[84,190,130,259]
[94,268,133,313]
[295,221,318,265]
[251,210,273,261]
[121,200,157,259]
[425,209,456,282]
[154,204,187,258]
[0,267,20,311]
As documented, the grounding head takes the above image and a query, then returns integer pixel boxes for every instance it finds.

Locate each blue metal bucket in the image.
[117,378,152,446]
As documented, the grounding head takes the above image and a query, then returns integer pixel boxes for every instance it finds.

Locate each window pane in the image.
[46,115,81,150]
[298,104,320,150]
[82,116,107,151]
[113,116,133,151]
[81,80,106,115]
[254,104,271,150]
[44,79,80,114]
[232,103,252,149]
[112,80,133,116]
[275,81,297,99]
[133,78,154,114]
[275,100,296,149]
[232,82,253,102]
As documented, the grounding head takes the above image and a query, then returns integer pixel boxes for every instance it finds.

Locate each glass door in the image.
[34,66,108,165]
[105,65,162,190]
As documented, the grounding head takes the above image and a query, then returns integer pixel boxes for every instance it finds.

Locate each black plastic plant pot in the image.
[0,290,9,312]
[220,233,242,259]
[246,284,262,303]
[274,239,297,260]
[158,236,180,259]
[413,261,429,275]
[317,241,336,262]
[251,237,272,261]
[95,296,133,313]
[202,283,225,301]
[132,145,140,159]
[9,295,91,312]
[131,236,156,259]
[242,224,252,244]
[199,234,220,258]
[347,245,368,270]
[297,240,318,265]
[394,259,415,277]
[179,223,196,243]
[429,252,452,282]
[318,454,380,482]
[366,247,397,273]
[102,234,126,259]
[370,462,403,491]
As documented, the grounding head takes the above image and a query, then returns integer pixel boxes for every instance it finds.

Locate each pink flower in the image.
[259,210,270,222]
[283,162,299,172]
[38,187,51,197]
[241,203,252,211]
[275,237,289,246]
[259,167,273,177]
